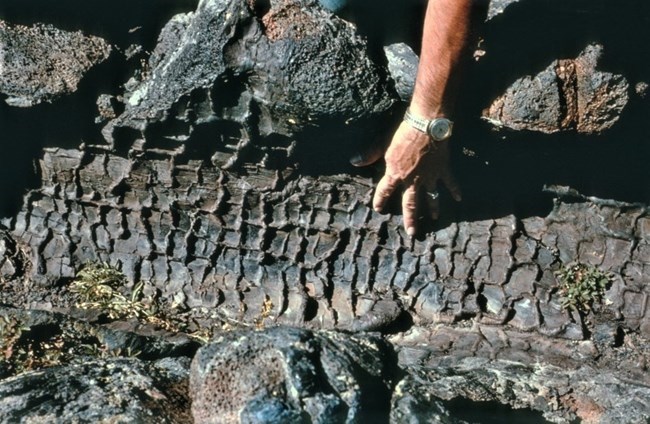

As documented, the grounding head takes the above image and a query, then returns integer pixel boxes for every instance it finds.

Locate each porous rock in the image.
[0,20,111,107]
[190,326,394,423]
[483,44,629,134]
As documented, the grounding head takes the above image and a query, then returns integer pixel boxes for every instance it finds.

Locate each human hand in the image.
[369,121,461,236]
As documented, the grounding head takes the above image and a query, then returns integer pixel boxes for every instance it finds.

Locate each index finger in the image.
[373,174,399,212]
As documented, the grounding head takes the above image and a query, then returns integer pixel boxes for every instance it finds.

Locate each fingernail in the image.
[407,226,416,237]
[349,153,363,166]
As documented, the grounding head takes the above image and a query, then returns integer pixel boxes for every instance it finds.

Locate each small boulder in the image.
[190,327,394,423]
[0,20,111,107]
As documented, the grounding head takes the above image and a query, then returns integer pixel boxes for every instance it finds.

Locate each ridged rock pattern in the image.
[2,145,650,348]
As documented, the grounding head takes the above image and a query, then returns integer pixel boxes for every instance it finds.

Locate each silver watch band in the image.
[403,108,430,134]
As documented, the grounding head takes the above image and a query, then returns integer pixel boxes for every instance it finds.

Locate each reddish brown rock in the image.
[483,44,629,134]
[0,20,111,107]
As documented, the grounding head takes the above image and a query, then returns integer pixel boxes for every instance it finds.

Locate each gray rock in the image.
[483,44,629,134]
[509,297,540,331]
[390,377,463,424]
[0,357,191,422]
[384,42,419,102]
[0,20,111,107]
[482,284,506,315]
[398,356,650,424]
[0,306,197,375]
[4,142,650,365]
[486,0,521,20]
[190,327,394,423]
[95,93,120,123]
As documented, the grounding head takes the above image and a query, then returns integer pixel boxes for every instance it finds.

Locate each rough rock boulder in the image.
[482,44,629,134]
[102,0,396,144]
[0,20,111,107]
[190,327,395,423]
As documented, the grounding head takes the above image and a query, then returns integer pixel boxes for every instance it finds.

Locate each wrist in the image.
[408,101,447,120]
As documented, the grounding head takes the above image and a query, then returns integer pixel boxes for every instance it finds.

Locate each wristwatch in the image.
[404,109,453,142]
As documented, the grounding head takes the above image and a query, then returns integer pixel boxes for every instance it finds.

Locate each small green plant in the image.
[557,263,610,311]
[70,262,188,334]
[70,262,153,321]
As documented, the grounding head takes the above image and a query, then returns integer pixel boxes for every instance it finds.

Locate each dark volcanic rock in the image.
[397,357,650,424]
[0,0,648,422]
[0,356,191,423]
[0,306,197,375]
[0,20,111,107]
[103,0,396,142]
[0,225,26,283]
[3,143,650,364]
[483,44,629,134]
[190,327,394,423]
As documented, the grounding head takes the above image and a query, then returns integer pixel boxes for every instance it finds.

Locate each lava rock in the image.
[0,20,111,107]
[483,44,629,134]
[190,326,394,423]
[396,357,650,423]
[390,377,461,424]
[0,307,197,368]
[0,357,192,422]
[384,42,419,102]
[104,0,396,142]
[486,0,521,20]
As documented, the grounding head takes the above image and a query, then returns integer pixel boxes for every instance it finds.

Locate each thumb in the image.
[350,143,385,167]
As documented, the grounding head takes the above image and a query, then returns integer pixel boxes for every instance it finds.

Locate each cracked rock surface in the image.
[0,356,191,422]
[4,144,650,345]
[103,0,395,143]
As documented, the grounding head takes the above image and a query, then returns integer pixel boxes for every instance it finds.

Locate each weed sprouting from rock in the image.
[557,263,611,312]
[70,262,152,321]
[69,262,210,340]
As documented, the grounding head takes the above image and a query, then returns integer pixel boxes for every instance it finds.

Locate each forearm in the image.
[410,0,473,118]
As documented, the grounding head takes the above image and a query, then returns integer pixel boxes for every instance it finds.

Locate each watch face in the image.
[429,119,452,141]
